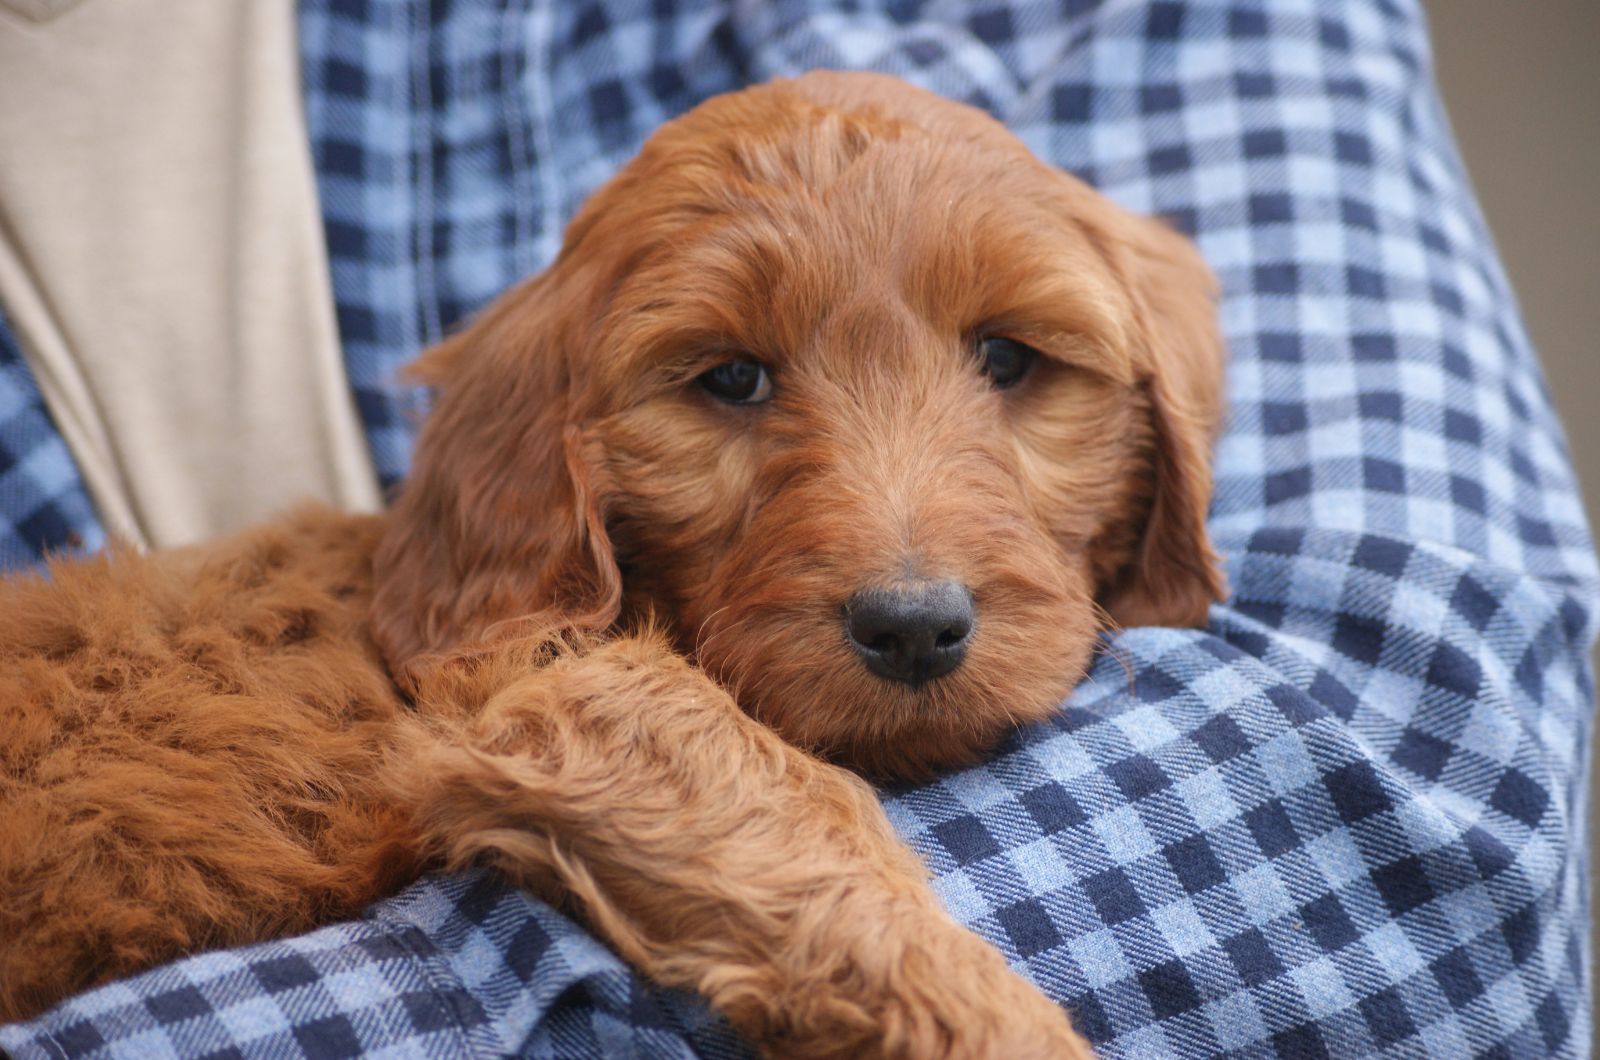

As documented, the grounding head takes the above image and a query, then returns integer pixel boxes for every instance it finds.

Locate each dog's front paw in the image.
[949,973,1096,1060]
[884,929,1095,1060]
[399,634,1095,1059]
[742,900,1095,1060]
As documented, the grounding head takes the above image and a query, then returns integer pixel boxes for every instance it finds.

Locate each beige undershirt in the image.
[0,0,382,551]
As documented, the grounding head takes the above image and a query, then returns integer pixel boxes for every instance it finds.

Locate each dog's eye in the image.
[977,337,1037,389]
[699,358,773,404]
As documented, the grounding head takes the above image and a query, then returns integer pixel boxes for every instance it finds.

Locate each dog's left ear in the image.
[1095,210,1228,628]
[371,271,623,687]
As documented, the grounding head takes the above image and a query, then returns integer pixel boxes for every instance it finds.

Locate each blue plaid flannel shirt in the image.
[2,1,1594,1056]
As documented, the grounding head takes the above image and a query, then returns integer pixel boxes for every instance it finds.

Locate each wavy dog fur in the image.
[0,73,1224,1057]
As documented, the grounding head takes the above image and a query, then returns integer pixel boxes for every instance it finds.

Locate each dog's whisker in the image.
[690,604,734,653]
[1086,599,1138,696]
[690,606,746,663]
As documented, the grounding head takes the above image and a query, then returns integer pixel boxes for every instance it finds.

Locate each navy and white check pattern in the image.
[0,305,103,569]
[1,0,1593,1057]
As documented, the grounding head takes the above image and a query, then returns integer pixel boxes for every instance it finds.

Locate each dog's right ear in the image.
[371,272,622,688]
[1087,207,1228,629]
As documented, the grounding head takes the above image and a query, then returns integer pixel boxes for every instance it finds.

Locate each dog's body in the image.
[0,509,1088,1057]
[0,73,1225,1058]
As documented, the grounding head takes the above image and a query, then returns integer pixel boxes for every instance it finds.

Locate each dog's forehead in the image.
[567,84,1142,399]
[600,165,1131,372]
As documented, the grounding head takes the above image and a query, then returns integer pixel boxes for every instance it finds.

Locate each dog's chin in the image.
[702,625,1094,782]
[682,577,1100,780]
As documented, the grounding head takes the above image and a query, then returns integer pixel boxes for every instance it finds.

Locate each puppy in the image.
[0,72,1224,1058]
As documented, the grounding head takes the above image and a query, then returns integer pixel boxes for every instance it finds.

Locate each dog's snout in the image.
[844,580,974,686]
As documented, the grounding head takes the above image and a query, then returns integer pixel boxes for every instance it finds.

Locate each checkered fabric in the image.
[1,0,1594,1058]
[0,305,103,568]
[0,869,746,1060]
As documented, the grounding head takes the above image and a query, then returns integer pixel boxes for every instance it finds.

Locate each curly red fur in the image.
[0,73,1225,1058]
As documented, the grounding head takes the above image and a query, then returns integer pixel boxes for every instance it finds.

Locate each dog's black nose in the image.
[844,580,974,686]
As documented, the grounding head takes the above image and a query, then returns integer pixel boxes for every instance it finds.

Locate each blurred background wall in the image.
[1425,0,1600,1039]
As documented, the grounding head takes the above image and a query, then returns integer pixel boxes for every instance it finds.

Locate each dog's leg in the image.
[396,634,1092,1059]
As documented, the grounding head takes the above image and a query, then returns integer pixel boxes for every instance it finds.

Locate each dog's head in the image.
[373,73,1225,777]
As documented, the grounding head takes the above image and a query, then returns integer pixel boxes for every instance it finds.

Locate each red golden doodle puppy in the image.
[0,72,1224,1057]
